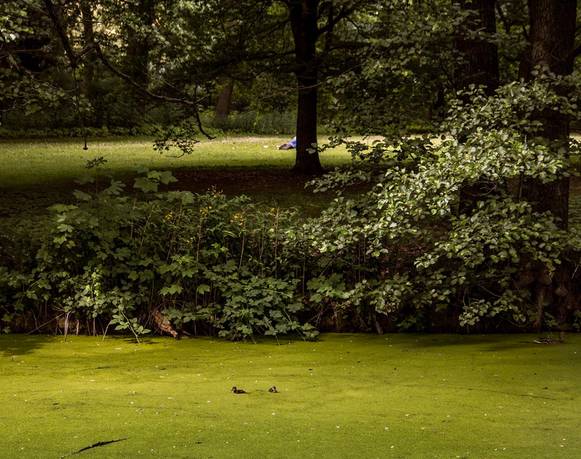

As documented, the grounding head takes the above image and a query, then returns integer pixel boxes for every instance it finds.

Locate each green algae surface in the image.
[1,334,580,458]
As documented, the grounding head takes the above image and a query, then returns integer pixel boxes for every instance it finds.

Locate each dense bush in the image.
[0,111,299,139]
[306,77,581,331]
[0,170,318,340]
[1,78,580,339]
[203,110,297,135]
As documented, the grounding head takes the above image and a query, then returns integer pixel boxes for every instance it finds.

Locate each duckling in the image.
[231,386,247,394]
[268,386,278,393]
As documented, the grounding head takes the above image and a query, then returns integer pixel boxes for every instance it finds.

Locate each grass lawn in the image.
[3,135,581,230]
[0,136,350,190]
[1,334,580,458]
[0,136,350,226]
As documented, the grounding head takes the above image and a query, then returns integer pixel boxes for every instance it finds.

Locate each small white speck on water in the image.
[384,427,389,431]
[560,445,565,448]
[390,445,395,449]
[336,425,340,429]
[207,400,211,403]
[484,413,488,416]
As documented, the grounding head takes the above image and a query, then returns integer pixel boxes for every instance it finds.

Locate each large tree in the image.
[522,0,578,328]
[523,0,577,227]
[288,0,323,174]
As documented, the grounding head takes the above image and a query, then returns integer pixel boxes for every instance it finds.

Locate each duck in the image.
[268,386,278,393]
[231,386,247,394]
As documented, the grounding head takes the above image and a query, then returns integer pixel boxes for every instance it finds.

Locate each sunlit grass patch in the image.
[0,136,350,189]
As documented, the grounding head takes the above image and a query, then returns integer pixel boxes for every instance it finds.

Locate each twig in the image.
[26,313,64,335]
[61,438,128,457]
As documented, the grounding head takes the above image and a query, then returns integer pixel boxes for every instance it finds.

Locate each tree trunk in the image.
[522,0,576,228]
[522,0,578,330]
[215,80,234,121]
[455,0,499,94]
[126,0,155,87]
[80,0,97,125]
[289,0,324,175]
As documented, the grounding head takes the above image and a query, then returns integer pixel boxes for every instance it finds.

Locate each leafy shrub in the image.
[2,77,580,337]
[0,169,317,340]
[302,77,581,331]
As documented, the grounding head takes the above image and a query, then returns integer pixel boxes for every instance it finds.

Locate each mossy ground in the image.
[1,333,580,458]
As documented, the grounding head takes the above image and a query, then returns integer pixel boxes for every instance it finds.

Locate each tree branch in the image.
[93,43,214,139]
[43,0,78,68]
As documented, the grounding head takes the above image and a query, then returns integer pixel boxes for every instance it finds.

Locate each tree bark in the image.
[80,0,97,124]
[289,0,324,175]
[522,0,576,228]
[215,80,234,121]
[126,0,156,87]
[522,0,578,330]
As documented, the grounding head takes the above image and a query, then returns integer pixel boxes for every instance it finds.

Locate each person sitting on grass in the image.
[278,136,297,150]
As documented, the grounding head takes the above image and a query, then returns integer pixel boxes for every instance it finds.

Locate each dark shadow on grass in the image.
[120,337,161,345]
[389,334,499,348]
[0,334,53,357]
[388,334,552,351]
